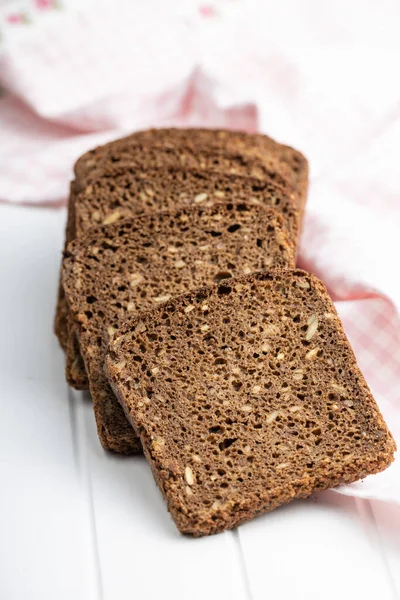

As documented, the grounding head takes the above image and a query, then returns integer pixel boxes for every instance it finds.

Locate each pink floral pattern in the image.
[199,5,217,18]
[35,0,58,9]
[2,1,62,36]
[6,13,29,25]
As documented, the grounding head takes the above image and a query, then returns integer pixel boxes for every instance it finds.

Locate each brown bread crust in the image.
[54,182,77,351]
[62,204,295,453]
[105,269,396,536]
[65,329,88,390]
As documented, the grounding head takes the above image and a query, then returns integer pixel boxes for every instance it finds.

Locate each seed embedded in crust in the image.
[153,294,171,303]
[102,210,121,225]
[129,273,143,287]
[185,466,195,485]
[324,312,335,319]
[306,347,319,360]
[330,383,348,396]
[296,279,310,289]
[305,315,318,340]
[276,462,289,470]
[194,192,208,204]
[266,410,280,424]
[293,369,304,381]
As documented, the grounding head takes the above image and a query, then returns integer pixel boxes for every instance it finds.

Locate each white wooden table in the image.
[1,204,399,600]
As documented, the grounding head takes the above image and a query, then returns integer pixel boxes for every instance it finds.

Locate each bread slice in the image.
[74,167,300,241]
[57,127,307,350]
[61,167,300,389]
[105,269,396,536]
[55,146,300,382]
[74,141,294,194]
[57,144,294,348]
[62,204,296,453]
[74,128,308,210]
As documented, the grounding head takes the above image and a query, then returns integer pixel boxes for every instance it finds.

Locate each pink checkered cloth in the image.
[1,0,399,502]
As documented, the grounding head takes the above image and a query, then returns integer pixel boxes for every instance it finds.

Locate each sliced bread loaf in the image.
[74,167,300,241]
[61,167,300,389]
[62,204,295,453]
[57,144,293,349]
[74,128,308,209]
[105,269,396,536]
[55,154,299,382]
[74,142,294,194]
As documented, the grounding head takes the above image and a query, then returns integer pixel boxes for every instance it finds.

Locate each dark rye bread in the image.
[61,167,300,389]
[73,141,294,194]
[66,328,88,390]
[55,144,293,350]
[74,128,308,210]
[62,204,296,453]
[54,183,98,389]
[55,182,78,351]
[105,269,395,536]
[74,167,300,242]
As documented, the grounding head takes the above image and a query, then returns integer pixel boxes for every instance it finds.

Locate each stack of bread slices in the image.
[56,128,395,536]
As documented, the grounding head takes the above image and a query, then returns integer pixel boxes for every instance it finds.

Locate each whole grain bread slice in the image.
[61,167,300,389]
[62,204,295,453]
[56,144,294,349]
[55,147,300,384]
[105,269,396,536]
[74,128,308,210]
[74,166,299,241]
[74,141,294,194]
